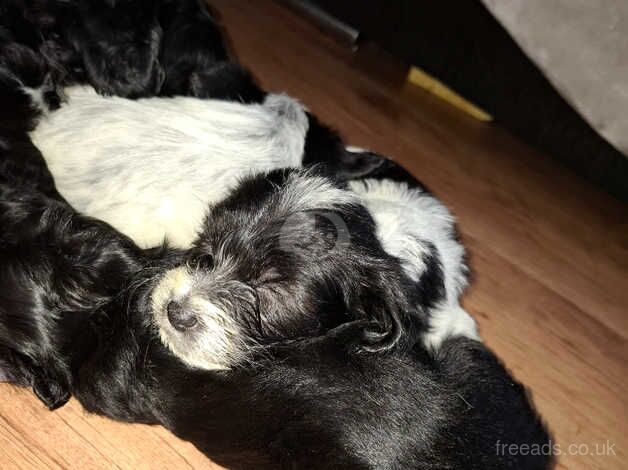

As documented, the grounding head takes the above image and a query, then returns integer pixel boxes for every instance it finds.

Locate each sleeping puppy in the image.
[31,85,310,247]
[0,0,265,101]
[151,168,477,369]
[0,54,147,408]
[0,182,151,409]
[151,168,423,367]
[72,309,552,470]
[29,85,387,248]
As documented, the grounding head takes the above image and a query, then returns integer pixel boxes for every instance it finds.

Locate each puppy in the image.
[30,85,309,247]
[149,168,479,369]
[0,50,148,408]
[72,307,552,470]
[29,84,386,247]
[0,0,265,100]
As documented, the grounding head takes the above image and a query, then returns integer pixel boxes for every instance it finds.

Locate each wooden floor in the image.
[2,1,627,468]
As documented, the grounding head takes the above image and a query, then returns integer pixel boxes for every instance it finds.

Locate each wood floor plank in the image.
[1,1,626,468]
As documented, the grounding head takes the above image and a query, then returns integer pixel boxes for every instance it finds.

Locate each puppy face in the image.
[151,264,258,370]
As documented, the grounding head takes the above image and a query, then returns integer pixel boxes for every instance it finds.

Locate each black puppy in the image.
[0,0,262,100]
[72,300,552,470]
[0,49,147,407]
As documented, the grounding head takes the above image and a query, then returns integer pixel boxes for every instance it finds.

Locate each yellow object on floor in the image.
[407,66,492,121]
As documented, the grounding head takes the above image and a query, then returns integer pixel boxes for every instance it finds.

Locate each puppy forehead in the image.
[158,266,194,295]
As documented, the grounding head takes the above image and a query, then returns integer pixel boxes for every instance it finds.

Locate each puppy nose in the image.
[167,301,198,331]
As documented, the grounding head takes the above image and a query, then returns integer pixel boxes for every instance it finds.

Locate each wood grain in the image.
[1,0,626,468]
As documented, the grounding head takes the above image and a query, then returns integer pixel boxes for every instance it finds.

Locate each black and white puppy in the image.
[150,168,477,369]
[28,85,391,247]
[31,85,311,247]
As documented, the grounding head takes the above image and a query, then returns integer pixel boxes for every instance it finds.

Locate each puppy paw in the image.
[32,372,71,410]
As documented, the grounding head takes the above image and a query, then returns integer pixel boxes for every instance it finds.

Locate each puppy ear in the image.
[351,268,426,354]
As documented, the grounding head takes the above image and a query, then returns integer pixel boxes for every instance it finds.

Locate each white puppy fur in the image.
[30,86,309,248]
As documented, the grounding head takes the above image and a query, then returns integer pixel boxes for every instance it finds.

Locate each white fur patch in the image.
[422,304,480,349]
[151,267,243,370]
[280,171,359,213]
[345,145,367,153]
[30,87,309,248]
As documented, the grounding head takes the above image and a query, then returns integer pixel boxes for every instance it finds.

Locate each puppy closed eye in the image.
[256,267,283,285]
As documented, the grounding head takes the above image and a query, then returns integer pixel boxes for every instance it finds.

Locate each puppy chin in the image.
[150,267,243,370]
